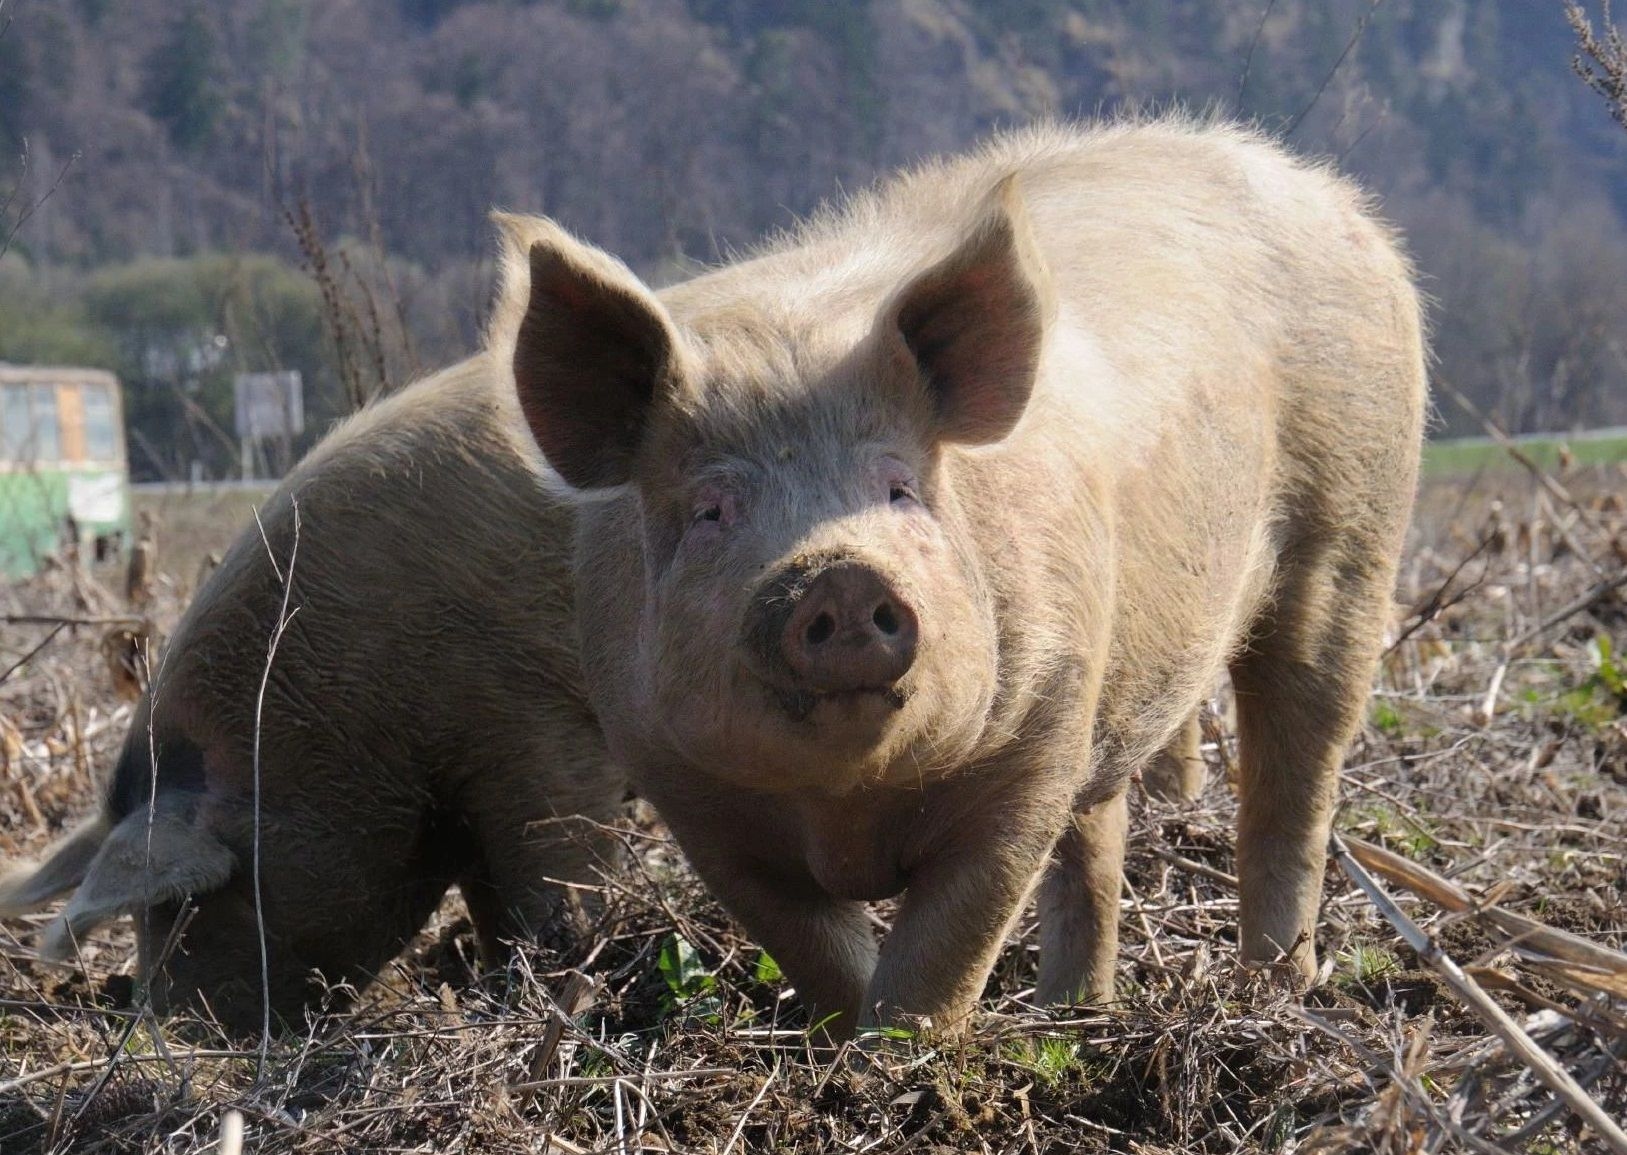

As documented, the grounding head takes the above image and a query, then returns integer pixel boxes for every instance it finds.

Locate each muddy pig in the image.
[0,361,625,1030]
[490,118,1427,1037]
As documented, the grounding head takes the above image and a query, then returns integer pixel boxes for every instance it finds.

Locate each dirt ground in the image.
[1,462,1624,1154]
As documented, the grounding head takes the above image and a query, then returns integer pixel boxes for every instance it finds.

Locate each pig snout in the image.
[751,561,919,695]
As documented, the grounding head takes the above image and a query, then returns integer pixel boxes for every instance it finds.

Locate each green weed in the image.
[1339,802,1438,856]
[656,933,722,1023]
[1370,699,1405,738]
[1338,943,1402,986]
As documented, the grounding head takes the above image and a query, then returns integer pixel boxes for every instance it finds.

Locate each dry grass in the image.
[1,464,1625,1154]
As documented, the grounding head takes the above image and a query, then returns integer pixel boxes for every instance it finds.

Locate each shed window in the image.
[29,384,61,463]
[0,384,62,463]
[0,384,26,460]
[82,385,118,460]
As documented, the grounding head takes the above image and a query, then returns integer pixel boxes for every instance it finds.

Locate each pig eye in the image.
[880,457,919,507]
[688,488,735,532]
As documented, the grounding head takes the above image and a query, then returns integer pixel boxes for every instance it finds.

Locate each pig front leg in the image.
[688,850,879,1036]
[861,786,1071,1035]
[646,785,879,1037]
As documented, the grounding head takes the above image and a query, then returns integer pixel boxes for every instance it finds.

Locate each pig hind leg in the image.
[1035,790,1127,1006]
[1228,532,1399,980]
[455,855,577,965]
[450,738,624,960]
[1141,710,1205,802]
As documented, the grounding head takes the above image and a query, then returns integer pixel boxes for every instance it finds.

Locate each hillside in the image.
[3,0,1627,475]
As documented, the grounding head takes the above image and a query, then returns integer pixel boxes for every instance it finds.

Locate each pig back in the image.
[136,358,591,827]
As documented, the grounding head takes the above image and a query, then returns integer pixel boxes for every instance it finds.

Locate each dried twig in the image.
[720,1061,779,1155]
[0,141,79,263]
[1506,568,1627,652]
[219,1109,245,1155]
[1235,0,1278,108]
[507,1067,733,1094]
[1147,843,1238,890]
[0,1049,261,1096]
[1476,657,1509,725]
[1285,0,1383,136]
[0,623,67,685]
[285,199,369,413]
[1344,835,1627,1002]
[1439,380,1609,537]
[516,969,599,1108]
[2,614,146,627]
[1383,536,1495,658]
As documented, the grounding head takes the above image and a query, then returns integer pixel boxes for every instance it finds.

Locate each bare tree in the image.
[1566,0,1627,128]
[0,139,79,263]
[0,3,79,263]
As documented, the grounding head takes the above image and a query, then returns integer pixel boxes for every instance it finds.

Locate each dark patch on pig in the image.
[108,733,207,820]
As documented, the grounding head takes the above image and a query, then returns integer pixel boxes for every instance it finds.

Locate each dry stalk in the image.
[718,1059,778,1155]
[508,1068,732,1093]
[0,624,68,686]
[250,499,301,1078]
[1,615,147,627]
[1284,0,1384,137]
[0,142,78,263]
[1234,0,1278,107]
[1506,568,1627,652]
[1331,832,1627,1152]
[1439,379,1611,540]
[516,968,599,1107]
[219,1109,245,1155]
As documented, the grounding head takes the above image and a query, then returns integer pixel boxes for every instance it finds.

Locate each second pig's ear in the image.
[882,176,1055,446]
[491,213,680,490]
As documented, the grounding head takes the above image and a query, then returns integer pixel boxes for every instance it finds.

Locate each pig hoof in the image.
[1237,953,1320,993]
[38,917,77,964]
[845,1028,917,1075]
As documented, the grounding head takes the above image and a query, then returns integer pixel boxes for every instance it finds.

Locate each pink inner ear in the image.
[890,180,1054,446]
[957,268,993,294]
[896,255,1043,446]
[547,277,590,311]
[512,242,674,489]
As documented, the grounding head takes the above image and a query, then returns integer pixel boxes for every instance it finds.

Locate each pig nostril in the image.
[806,612,836,647]
[872,603,900,636]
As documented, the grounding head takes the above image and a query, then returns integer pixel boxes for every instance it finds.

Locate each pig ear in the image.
[491,213,679,490]
[885,177,1055,446]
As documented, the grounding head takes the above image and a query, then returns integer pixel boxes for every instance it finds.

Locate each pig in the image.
[489,117,1427,1038]
[0,361,625,1031]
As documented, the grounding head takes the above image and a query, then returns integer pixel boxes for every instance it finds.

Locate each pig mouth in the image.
[736,652,912,726]
[771,682,909,724]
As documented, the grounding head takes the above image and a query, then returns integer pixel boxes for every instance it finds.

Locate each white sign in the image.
[233,371,305,441]
[67,473,127,524]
